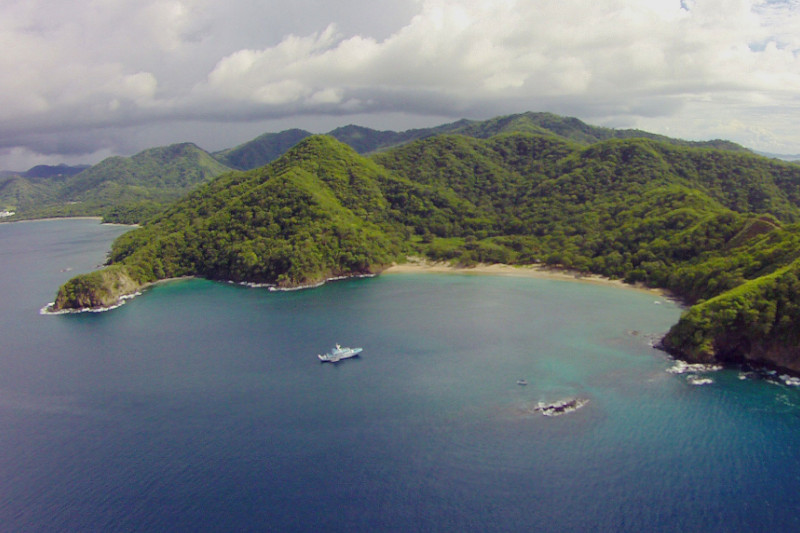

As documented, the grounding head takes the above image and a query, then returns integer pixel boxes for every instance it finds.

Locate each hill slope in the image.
[23,164,89,178]
[210,120,473,171]
[54,136,404,311]
[6,143,233,223]
[50,131,800,375]
[450,112,749,151]
[214,112,751,172]
[5,111,752,222]
[214,129,312,170]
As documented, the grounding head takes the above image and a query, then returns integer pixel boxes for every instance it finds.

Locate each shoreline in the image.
[3,216,137,227]
[44,259,675,316]
[7,216,103,224]
[382,258,673,299]
[40,275,195,315]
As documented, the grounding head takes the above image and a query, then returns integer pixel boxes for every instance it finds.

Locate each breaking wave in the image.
[666,360,723,375]
[39,291,142,315]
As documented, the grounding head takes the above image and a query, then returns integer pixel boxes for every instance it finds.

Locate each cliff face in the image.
[661,260,800,373]
[53,265,142,310]
[745,344,800,373]
[662,326,800,371]
[662,333,800,374]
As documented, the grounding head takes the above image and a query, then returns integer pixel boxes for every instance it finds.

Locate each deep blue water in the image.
[2,219,800,532]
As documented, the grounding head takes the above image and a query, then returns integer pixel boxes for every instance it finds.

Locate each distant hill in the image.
[62,143,230,196]
[211,120,472,171]
[3,143,233,223]
[24,164,90,178]
[449,112,750,152]
[214,112,749,172]
[0,111,758,224]
[51,131,800,377]
[0,164,89,212]
[214,129,312,170]
[756,151,800,162]
[327,120,471,153]
[0,176,57,209]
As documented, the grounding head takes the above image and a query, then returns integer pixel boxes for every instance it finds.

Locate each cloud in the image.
[3,0,800,168]
[191,0,800,124]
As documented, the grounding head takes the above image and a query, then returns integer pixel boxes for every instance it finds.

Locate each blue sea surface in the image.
[2,219,800,532]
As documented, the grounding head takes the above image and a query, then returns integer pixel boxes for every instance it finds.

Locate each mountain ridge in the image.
[3,111,752,223]
[210,112,750,172]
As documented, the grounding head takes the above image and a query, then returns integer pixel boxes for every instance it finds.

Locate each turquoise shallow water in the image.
[2,219,800,532]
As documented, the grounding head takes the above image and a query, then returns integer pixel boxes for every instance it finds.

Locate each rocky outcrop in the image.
[661,260,800,374]
[661,332,800,374]
[52,265,142,311]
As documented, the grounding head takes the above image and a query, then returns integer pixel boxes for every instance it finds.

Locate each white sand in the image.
[382,258,671,298]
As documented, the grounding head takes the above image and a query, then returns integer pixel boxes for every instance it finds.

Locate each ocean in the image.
[1,219,799,532]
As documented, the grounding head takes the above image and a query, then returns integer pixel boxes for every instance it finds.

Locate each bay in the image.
[1,219,800,532]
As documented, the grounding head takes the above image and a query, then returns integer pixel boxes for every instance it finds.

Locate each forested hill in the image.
[2,143,233,223]
[52,132,800,374]
[2,111,749,223]
[445,112,750,152]
[213,129,313,170]
[208,112,750,171]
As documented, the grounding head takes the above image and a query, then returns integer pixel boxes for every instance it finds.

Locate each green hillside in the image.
[210,120,472,171]
[213,112,749,173]
[55,136,404,305]
[214,129,312,170]
[451,112,750,151]
[0,176,58,210]
[6,143,233,223]
[327,120,470,153]
[4,111,752,224]
[50,130,800,374]
[23,164,89,178]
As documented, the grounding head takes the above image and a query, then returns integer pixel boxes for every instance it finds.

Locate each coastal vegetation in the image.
[47,112,800,373]
[1,143,233,224]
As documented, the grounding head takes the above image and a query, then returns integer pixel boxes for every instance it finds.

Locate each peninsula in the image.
[49,113,800,374]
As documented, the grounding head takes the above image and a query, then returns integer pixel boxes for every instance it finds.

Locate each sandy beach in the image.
[382,258,672,298]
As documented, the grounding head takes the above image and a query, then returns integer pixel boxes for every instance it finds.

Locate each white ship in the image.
[318,344,363,363]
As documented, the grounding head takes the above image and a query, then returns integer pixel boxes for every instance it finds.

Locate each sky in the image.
[2,0,800,170]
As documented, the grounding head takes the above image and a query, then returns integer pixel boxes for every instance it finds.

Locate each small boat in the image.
[517,378,528,386]
[318,344,363,363]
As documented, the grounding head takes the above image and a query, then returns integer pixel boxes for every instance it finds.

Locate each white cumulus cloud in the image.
[3,0,800,167]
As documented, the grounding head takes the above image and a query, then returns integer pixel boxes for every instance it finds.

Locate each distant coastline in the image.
[2,216,138,228]
[6,216,103,223]
[382,258,673,299]
[5,216,138,228]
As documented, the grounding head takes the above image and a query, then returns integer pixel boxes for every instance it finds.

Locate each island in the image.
[48,112,800,375]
